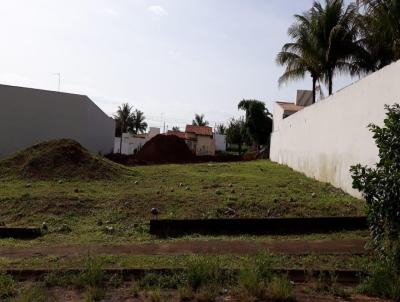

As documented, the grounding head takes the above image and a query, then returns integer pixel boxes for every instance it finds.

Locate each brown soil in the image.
[44,285,392,302]
[0,239,367,259]
[133,134,195,164]
[0,139,128,180]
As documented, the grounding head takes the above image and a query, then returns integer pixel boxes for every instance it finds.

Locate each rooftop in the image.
[185,125,213,136]
[276,101,305,113]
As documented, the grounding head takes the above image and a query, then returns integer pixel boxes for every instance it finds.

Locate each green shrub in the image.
[0,273,15,299]
[351,103,400,263]
[359,260,400,300]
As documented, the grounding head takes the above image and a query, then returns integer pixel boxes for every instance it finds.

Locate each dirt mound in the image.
[0,139,128,179]
[133,134,195,164]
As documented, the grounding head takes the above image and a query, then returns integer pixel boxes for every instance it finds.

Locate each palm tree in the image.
[278,0,364,98]
[357,0,400,68]
[310,0,361,95]
[114,103,134,153]
[192,114,209,126]
[132,109,148,134]
[276,11,323,103]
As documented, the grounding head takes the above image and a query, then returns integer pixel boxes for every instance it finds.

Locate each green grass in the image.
[0,160,364,247]
[0,253,369,271]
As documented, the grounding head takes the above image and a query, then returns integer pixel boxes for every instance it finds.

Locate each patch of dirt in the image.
[0,139,128,180]
[133,134,195,164]
[0,239,367,259]
[37,284,394,302]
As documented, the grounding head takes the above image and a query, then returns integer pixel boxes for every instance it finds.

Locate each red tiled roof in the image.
[166,130,186,139]
[185,125,213,136]
[276,102,304,112]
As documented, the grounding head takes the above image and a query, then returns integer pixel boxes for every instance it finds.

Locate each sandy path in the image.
[0,239,367,258]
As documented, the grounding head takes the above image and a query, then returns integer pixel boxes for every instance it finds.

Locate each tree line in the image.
[277,0,400,103]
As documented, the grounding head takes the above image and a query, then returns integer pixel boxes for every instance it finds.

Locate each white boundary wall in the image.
[270,60,400,198]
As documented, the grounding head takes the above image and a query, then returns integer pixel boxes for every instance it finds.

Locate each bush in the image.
[350,103,400,263]
[351,103,400,300]
[359,260,400,300]
[0,273,15,299]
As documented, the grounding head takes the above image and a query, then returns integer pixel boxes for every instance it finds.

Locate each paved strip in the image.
[0,239,367,258]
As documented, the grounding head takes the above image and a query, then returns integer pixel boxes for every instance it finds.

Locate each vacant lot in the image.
[0,160,364,246]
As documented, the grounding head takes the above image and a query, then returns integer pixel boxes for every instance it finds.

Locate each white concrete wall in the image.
[0,84,115,158]
[270,60,400,198]
[214,133,226,152]
[114,134,146,155]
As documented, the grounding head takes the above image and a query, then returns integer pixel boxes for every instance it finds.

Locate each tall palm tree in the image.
[357,0,400,68]
[310,0,361,95]
[278,0,364,98]
[192,114,209,126]
[277,11,323,103]
[114,103,134,154]
[132,109,148,134]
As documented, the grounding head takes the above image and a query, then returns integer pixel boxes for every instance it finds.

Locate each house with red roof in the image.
[166,125,216,156]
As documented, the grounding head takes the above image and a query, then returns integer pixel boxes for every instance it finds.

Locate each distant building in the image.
[185,125,215,156]
[0,84,115,159]
[114,127,160,155]
[273,90,313,132]
[167,125,225,156]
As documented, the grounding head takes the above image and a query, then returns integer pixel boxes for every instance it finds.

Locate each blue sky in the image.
[0,0,355,130]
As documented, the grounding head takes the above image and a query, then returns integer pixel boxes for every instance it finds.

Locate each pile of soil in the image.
[133,134,195,164]
[0,139,127,180]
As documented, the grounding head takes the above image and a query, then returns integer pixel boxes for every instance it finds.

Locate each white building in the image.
[114,127,160,154]
[0,84,115,159]
[214,133,226,152]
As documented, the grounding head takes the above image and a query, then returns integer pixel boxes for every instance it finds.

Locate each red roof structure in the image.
[166,130,186,139]
[185,125,213,136]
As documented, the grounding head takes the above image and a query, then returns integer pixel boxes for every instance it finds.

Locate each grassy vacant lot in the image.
[0,160,364,246]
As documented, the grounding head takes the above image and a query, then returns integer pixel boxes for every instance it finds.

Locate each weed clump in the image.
[0,273,15,299]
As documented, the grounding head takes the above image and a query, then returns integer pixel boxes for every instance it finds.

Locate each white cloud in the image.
[103,8,119,16]
[147,5,168,17]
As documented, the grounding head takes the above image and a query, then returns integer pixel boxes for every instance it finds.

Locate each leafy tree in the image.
[238,100,273,154]
[114,103,134,153]
[192,114,209,126]
[132,109,148,134]
[357,0,400,69]
[351,103,400,265]
[225,118,249,155]
[215,124,226,135]
[172,126,180,131]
